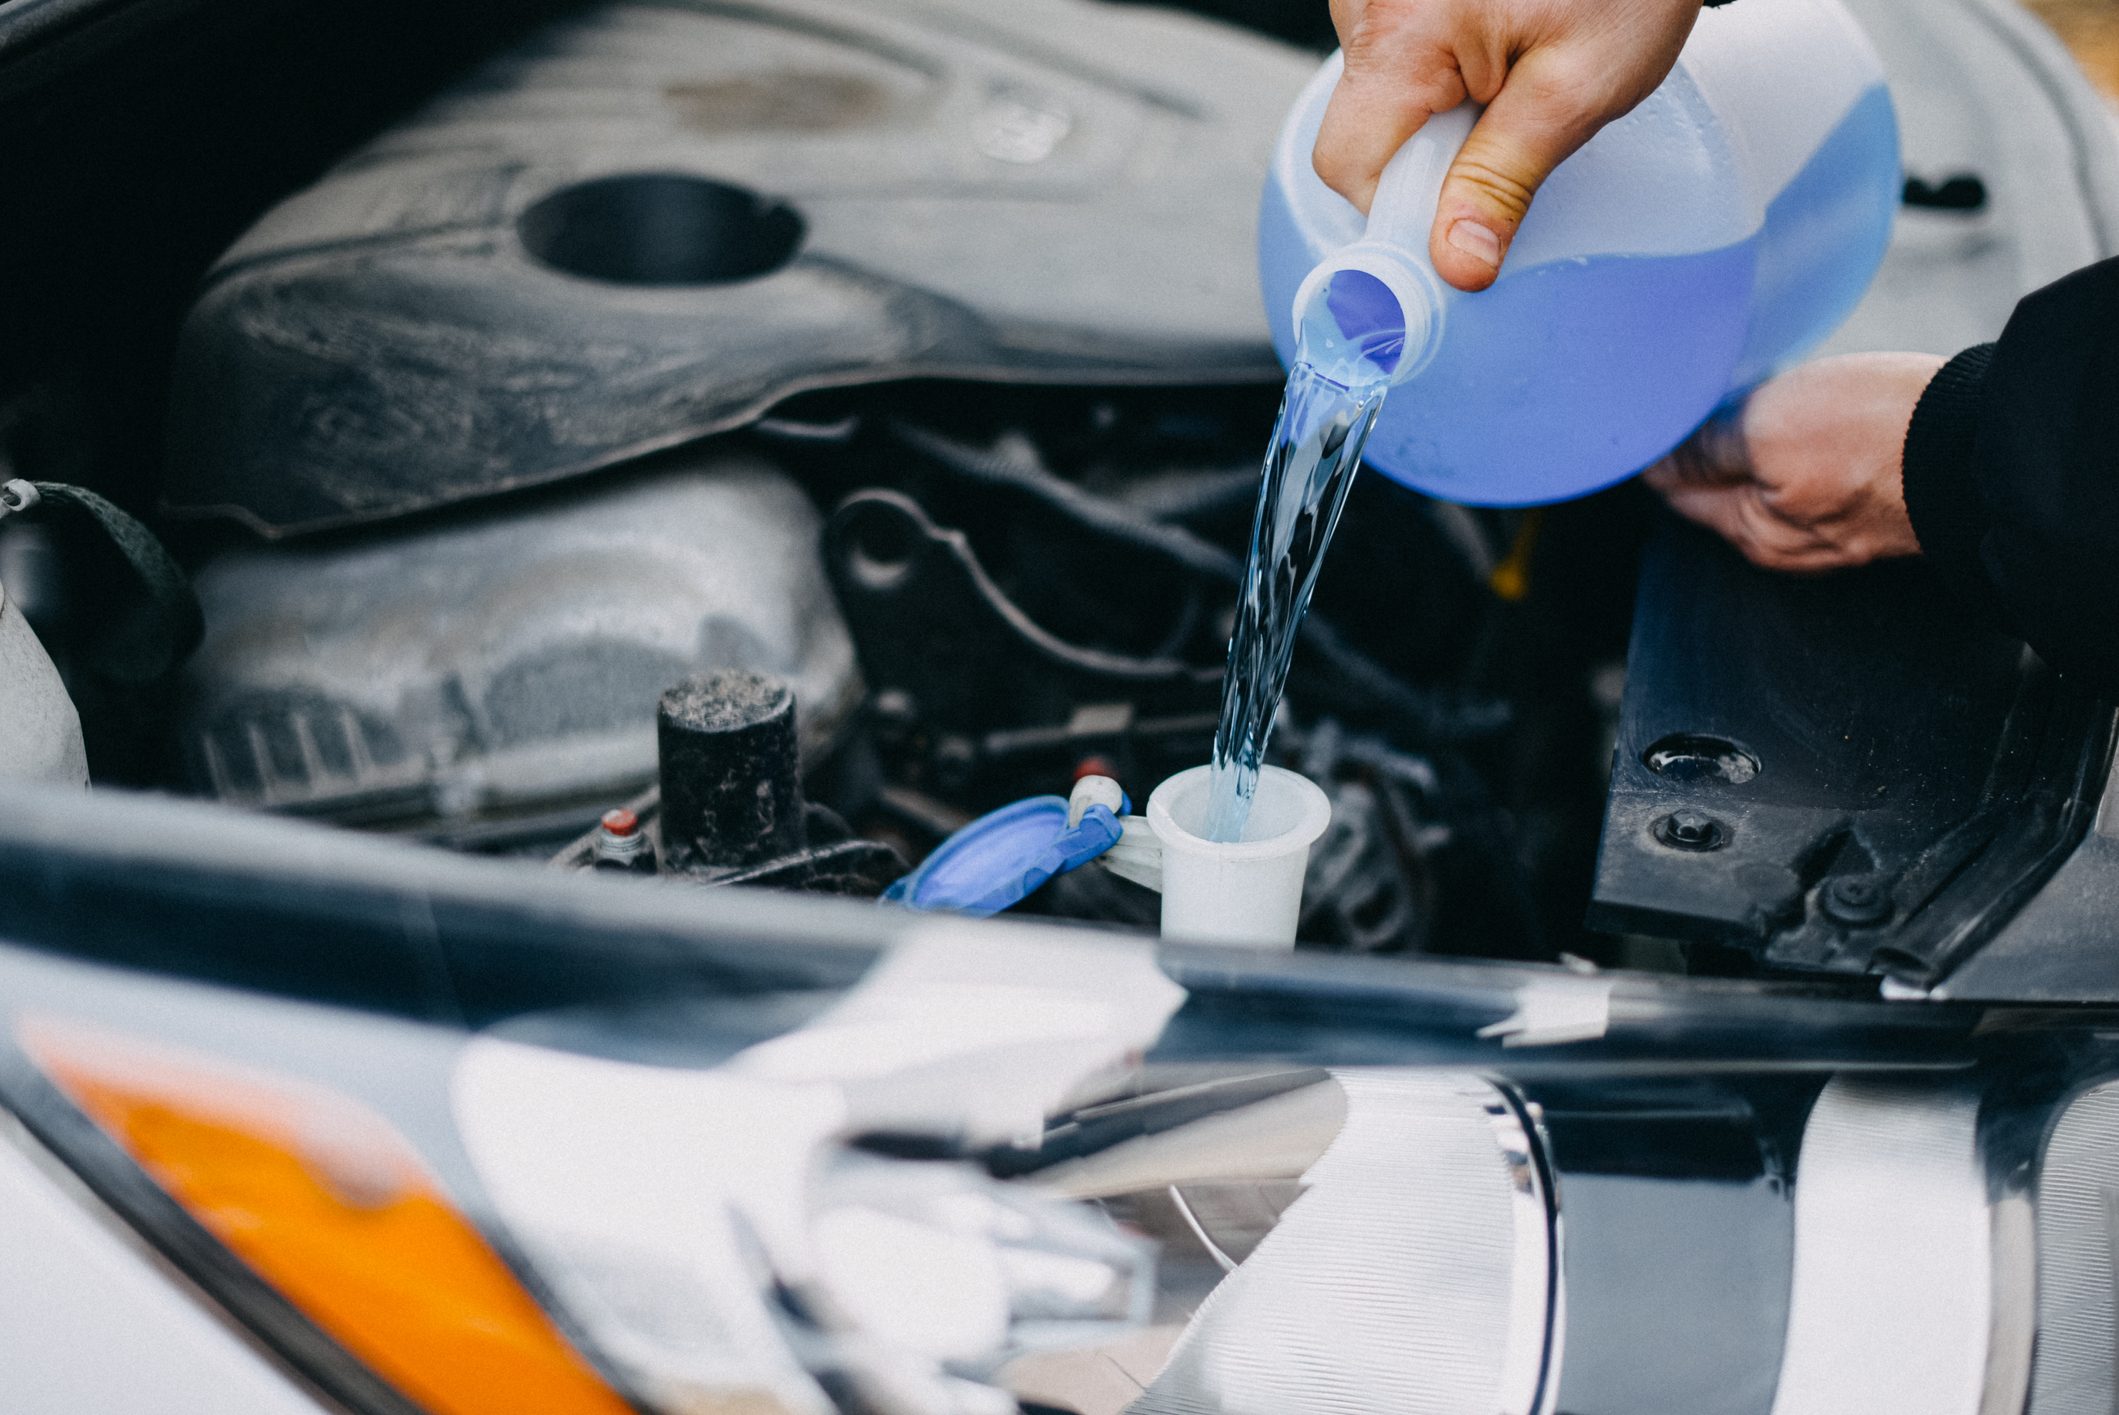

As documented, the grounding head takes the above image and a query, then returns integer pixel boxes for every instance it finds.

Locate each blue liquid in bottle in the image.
[1351,241,1757,507]
[1212,25,1900,839]
[1256,80,1899,504]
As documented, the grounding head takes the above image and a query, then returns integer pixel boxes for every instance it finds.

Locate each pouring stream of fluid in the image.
[1201,361,1385,843]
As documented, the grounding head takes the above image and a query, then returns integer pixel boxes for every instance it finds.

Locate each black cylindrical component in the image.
[658,670,804,871]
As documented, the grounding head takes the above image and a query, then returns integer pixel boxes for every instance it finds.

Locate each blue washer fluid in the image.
[1257,0,1901,506]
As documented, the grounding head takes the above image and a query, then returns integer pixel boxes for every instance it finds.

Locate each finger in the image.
[1657,482,1788,565]
[1660,483,1847,574]
[1655,482,1753,547]
[1313,22,1466,212]
[1428,51,1602,290]
[1641,403,1752,492]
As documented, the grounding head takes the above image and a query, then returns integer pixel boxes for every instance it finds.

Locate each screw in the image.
[1820,874,1893,927]
[1654,809,1727,852]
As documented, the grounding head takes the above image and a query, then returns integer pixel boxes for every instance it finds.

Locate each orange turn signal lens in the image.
[21,1019,634,1415]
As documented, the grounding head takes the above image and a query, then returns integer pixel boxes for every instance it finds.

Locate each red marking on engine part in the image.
[1072,756,1118,784]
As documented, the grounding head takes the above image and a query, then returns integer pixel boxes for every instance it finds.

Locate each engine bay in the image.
[1,0,2113,994]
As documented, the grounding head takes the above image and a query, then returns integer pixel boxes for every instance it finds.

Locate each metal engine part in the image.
[162,0,1310,536]
[813,426,1532,953]
[144,0,1521,931]
[177,454,858,838]
[152,0,2119,966]
[0,580,86,788]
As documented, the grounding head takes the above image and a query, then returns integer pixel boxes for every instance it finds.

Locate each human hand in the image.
[1312,0,1705,292]
[1643,353,1946,573]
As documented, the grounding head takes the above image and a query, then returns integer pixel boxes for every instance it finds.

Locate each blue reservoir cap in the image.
[883,794,1126,916]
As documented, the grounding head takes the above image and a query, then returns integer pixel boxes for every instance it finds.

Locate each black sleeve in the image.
[1901,256,2119,696]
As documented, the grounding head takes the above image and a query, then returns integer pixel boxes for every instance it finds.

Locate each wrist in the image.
[1901,345,1995,561]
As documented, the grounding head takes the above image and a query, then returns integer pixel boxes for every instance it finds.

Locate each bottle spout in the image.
[1289,101,1472,389]
[1290,244,1444,389]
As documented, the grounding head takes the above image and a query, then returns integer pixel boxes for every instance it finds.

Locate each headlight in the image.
[1032,1071,1558,1415]
[0,923,1178,1415]
[19,1016,633,1415]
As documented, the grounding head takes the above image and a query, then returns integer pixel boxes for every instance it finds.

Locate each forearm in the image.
[1901,257,2119,693]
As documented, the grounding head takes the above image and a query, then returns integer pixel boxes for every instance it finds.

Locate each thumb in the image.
[1429,55,1599,291]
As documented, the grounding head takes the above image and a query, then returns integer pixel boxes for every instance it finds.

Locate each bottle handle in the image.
[1366,104,1481,242]
[1288,103,1477,387]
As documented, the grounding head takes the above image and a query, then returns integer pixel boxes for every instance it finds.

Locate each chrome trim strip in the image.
[1771,1078,1991,1415]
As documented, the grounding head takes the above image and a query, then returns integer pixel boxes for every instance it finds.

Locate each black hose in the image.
[886,421,1511,746]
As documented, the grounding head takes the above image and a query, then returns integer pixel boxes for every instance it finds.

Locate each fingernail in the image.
[1446,219,1502,269]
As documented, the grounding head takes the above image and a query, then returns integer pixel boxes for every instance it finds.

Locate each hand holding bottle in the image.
[1311,0,1707,291]
[1644,353,1943,573]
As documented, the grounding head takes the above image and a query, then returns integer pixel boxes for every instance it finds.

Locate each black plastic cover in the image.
[1590,522,2115,987]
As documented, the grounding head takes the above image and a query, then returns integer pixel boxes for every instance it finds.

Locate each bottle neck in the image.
[1288,102,1474,388]
[1290,244,1445,388]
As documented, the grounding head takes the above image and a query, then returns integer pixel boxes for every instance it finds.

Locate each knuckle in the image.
[1733,500,1780,542]
[1341,0,1440,72]
[1445,152,1537,218]
[1733,500,1803,559]
[1775,488,1835,525]
[1353,0,1423,29]
[1341,8,1408,67]
[1311,140,1368,198]
[1424,68,1469,111]
[1741,539,1795,572]
[1518,55,1606,112]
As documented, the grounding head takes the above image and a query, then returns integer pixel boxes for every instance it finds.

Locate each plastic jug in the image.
[1258,0,1900,505]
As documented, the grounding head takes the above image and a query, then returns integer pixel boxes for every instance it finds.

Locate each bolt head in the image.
[1821,873,1893,927]
[1654,809,1727,852]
